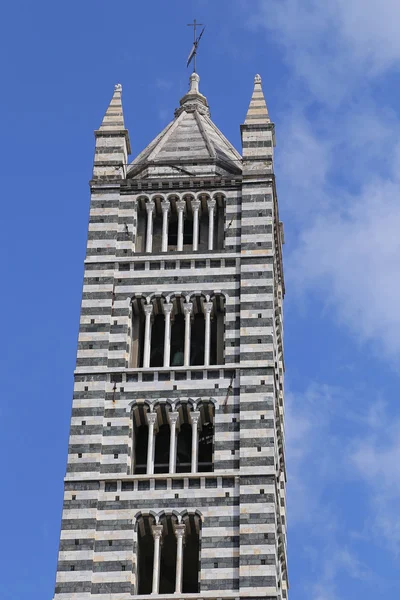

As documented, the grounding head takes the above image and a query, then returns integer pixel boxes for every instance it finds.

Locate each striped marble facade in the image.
[53,74,287,600]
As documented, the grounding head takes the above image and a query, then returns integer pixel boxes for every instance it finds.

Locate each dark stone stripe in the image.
[91,582,132,594]
[202,535,239,548]
[96,496,239,510]
[55,582,91,593]
[66,462,100,473]
[201,579,239,590]
[64,478,100,489]
[241,577,276,588]
[240,456,275,467]
[101,444,129,455]
[241,242,273,250]
[242,141,272,148]
[61,519,97,530]
[241,225,272,235]
[240,351,274,360]
[202,557,239,567]
[240,533,276,545]
[100,464,127,473]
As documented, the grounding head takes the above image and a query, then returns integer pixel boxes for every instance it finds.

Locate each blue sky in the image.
[1,1,400,598]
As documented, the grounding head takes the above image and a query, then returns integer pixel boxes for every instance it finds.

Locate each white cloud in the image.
[350,406,400,552]
[250,0,400,105]
[289,173,400,358]
[284,381,384,596]
[246,0,400,361]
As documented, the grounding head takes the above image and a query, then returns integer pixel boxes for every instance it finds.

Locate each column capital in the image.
[169,411,180,426]
[203,301,213,314]
[173,523,186,539]
[163,302,173,316]
[147,412,158,426]
[183,302,193,316]
[191,199,201,211]
[146,200,155,214]
[152,524,164,540]
[207,198,216,212]
[176,200,186,213]
[190,410,201,426]
[144,304,154,316]
[161,200,170,213]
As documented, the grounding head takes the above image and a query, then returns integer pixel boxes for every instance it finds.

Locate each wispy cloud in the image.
[285,382,385,597]
[350,404,400,553]
[246,0,400,361]
[155,78,173,91]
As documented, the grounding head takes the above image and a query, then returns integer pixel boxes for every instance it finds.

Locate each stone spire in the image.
[175,72,210,117]
[98,83,126,131]
[93,84,131,180]
[241,74,274,176]
[244,74,270,125]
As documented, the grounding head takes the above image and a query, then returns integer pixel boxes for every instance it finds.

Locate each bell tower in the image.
[53,72,287,600]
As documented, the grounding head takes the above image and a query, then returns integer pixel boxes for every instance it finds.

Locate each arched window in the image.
[134,194,226,254]
[136,513,201,595]
[131,294,225,369]
[131,401,215,475]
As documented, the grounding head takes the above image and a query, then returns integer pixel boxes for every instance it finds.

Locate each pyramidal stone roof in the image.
[98,83,126,131]
[128,73,242,178]
[244,74,270,125]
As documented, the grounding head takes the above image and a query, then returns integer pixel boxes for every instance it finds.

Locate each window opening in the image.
[132,309,145,368]
[190,313,205,366]
[198,422,214,472]
[152,213,163,253]
[134,425,148,475]
[182,517,200,593]
[176,423,192,473]
[168,216,178,248]
[154,424,171,474]
[136,206,147,253]
[150,314,165,368]
[183,217,193,247]
[170,313,185,366]
[159,519,177,593]
[138,520,154,595]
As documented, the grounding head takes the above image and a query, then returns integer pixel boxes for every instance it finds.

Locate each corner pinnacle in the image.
[98,83,125,131]
[244,74,270,125]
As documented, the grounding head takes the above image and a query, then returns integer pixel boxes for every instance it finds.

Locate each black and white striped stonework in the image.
[53,74,288,600]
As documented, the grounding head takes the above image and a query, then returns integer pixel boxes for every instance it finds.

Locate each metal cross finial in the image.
[187,19,205,73]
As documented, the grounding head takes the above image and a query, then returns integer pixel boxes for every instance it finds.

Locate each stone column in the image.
[183,302,193,367]
[163,303,173,367]
[143,304,153,368]
[174,524,186,593]
[146,412,157,475]
[192,199,201,251]
[190,411,201,473]
[145,201,155,253]
[176,200,186,251]
[207,199,216,251]
[161,200,170,252]
[169,412,179,474]
[151,524,163,594]
[203,302,213,367]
